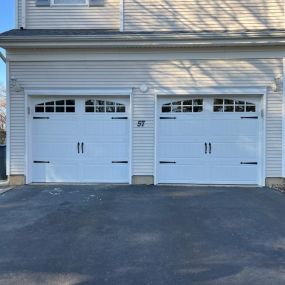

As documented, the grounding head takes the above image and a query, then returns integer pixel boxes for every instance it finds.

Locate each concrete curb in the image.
[0,186,16,195]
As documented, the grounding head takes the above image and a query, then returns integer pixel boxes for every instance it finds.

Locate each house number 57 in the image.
[137,120,146,127]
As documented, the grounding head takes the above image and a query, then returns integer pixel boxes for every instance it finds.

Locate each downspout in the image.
[0,52,6,64]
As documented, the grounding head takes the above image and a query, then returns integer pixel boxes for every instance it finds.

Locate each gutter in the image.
[1,30,285,49]
[0,52,6,63]
[1,37,285,49]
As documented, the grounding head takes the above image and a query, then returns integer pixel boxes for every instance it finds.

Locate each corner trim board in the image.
[282,58,285,177]
[6,61,10,177]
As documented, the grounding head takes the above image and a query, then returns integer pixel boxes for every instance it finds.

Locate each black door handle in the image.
[205,142,207,154]
[81,142,84,154]
[209,142,212,154]
[77,142,80,154]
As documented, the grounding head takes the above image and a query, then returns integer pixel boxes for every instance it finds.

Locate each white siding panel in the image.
[9,58,283,178]
[25,0,119,29]
[10,90,25,174]
[124,0,284,31]
[132,88,155,175]
[17,0,22,28]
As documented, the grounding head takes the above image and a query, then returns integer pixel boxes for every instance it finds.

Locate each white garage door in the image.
[30,97,130,183]
[157,97,262,185]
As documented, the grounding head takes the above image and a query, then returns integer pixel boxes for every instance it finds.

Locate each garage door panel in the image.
[159,142,204,158]
[83,119,129,137]
[33,142,77,159]
[159,136,206,143]
[83,135,128,143]
[210,142,259,159]
[159,119,207,137]
[158,165,208,183]
[84,142,128,157]
[32,162,80,183]
[80,164,129,183]
[210,118,259,137]
[210,136,258,143]
[32,119,78,136]
[157,97,261,185]
[31,97,130,183]
[210,165,258,184]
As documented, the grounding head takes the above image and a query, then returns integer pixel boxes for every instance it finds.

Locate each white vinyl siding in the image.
[21,0,119,29]
[17,0,22,28]
[124,0,284,31]
[9,57,283,178]
[132,88,155,175]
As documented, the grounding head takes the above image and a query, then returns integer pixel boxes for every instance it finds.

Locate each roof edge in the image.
[1,29,285,48]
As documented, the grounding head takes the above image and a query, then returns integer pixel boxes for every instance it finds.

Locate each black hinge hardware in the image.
[160,117,176,120]
[112,117,128,120]
[112,161,128,164]
[33,117,50,119]
[33,161,50,164]
[240,162,258,165]
[240,116,258,119]
[160,161,176,164]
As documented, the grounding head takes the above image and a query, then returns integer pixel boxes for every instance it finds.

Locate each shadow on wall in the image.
[11,58,283,177]
[124,0,283,31]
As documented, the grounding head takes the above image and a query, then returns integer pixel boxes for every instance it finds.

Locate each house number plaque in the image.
[137,120,146,127]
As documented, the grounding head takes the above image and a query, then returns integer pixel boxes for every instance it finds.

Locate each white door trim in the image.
[25,88,132,184]
[154,87,267,186]
[6,61,10,178]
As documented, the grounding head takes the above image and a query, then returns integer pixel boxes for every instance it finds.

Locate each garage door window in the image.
[35,100,75,113]
[213,99,256,113]
[85,100,126,113]
[161,99,203,113]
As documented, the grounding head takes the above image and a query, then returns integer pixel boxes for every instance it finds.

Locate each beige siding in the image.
[22,0,119,29]
[9,57,282,178]
[124,0,284,31]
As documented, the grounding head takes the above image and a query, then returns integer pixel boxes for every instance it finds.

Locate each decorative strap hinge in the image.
[33,117,50,120]
[240,116,258,119]
[112,117,128,120]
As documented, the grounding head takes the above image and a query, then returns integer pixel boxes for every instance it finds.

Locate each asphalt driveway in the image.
[0,185,285,285]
